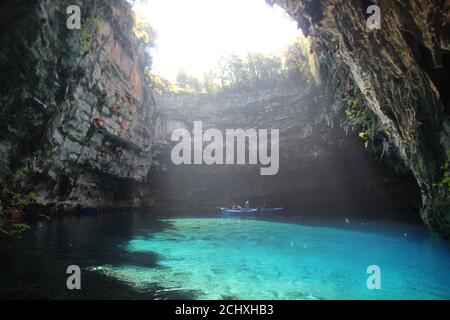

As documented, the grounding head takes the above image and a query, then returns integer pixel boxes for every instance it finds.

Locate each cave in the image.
[0,0,449,302]
[148,87,422,222]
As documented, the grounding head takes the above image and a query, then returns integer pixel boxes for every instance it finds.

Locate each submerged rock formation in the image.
[0,0,155,207]
[271,0,450,237]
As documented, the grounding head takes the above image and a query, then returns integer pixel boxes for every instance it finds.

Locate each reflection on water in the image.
[1,212,449,299]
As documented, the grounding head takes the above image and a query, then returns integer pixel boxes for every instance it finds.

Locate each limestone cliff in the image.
[271,0,450,237]
[0,0,445,236]
[150,85,420,219]
[0,0,155,208]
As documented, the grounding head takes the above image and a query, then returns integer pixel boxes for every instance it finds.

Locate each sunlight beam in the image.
[133,0,300,80]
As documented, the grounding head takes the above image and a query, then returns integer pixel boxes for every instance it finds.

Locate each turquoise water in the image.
[89,217,450,300]
[0,213,449,299]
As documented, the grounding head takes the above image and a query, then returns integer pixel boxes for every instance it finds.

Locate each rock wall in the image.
[271,0,450,237]
[150,85,421,219]
[0,0,155,208]
[0,0,441,231]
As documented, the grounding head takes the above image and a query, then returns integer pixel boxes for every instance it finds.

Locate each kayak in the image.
[259,208,284,214]
[220,207,284,214]
[220,208,258,214]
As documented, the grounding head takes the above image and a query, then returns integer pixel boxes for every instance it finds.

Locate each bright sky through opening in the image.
[133,0,301,81]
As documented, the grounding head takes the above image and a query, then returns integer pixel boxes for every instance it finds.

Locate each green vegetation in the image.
[435,149,450,193]
[77,18,100,57]
[0,169,36,238]
[176,68,204,92]
[216,53,283,89]
[132,12,157,48]
[148,72,200,95]
[148,35,317,95]
[344,97,378,149]
[131,11,157,70]
[283,35,318,85]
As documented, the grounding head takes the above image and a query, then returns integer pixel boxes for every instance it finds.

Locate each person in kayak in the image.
[231,202,242,209]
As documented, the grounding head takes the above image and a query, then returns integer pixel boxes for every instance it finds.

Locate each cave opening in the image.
[132,0,422,222]
[1,0,449,302]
